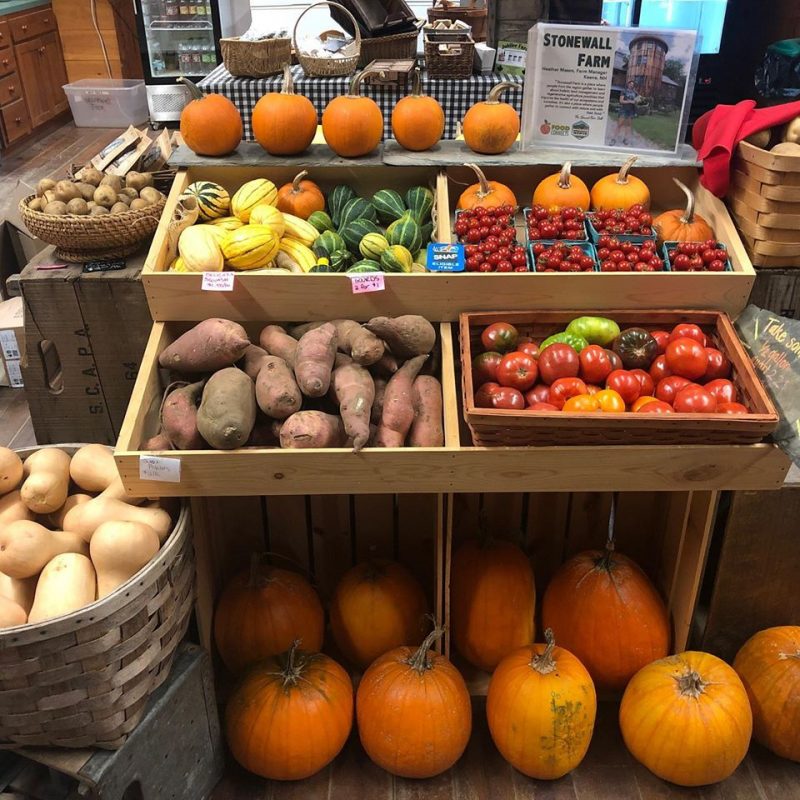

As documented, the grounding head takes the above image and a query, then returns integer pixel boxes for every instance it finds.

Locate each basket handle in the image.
[293,1,362,56]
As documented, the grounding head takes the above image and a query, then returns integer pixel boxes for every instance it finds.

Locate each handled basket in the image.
[294,1,361,77]
[0,446,193,749]
[220,36,291,78]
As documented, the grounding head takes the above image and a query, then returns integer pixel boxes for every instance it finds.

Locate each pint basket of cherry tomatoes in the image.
[663,240,732,273]
[586,204,656,243]
[459,309,779,447]
[454,207,530,273]
[525,206,589,243]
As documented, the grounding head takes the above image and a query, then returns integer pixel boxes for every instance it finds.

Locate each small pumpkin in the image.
[391,67,445,152]
[225,641,353,780]
[357,627,472,778]
[620,651,752,787]
[652,178,715,244]
[322,69,383,158]
[275,171,325,219]
[456,163,517,211]
[590,156,651,211]
[734,626,800,762]
[487,629,597,779]
[532,162,590,211]
[462,82,521,155]
[178,77,242,157]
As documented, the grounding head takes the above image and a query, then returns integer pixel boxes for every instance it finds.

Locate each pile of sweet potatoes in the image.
[144,315,444,452]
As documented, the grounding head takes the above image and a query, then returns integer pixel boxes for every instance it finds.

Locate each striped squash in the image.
[250,204,285,238]
[313,230,346,259]
[329,249,352,273]
[231,179,277,222]
[340,219,382,254]
[195,224,227,244]
[372,189,406,224]
[182,181,231,221]
[386,212,422,252]
[405,186,434,223]
[380,244,413,273]
[359,232,390,260]
[347,259,382,273]
[221,225,279,270]
[209,216,244,232]
[329,185,357,226]
[339,197,377,227]
[308,210,335,233]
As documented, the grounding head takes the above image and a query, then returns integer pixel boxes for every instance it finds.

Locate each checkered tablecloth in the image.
[199,65,524,141]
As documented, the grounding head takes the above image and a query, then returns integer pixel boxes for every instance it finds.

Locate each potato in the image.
[28,197,43,212]
[75,182,97,202]
[115,193,132,206]
[100,174,123,193]
[126,171,154,191]
[110,202,130,214]
[78,167,104,186]
[36,178,56,197]
[139,187,164,205]
[197,368,256,450]
[130,198,150,210]
[90,205,110,216]
[66,198,89,215]
[119,187,139,200]
[54,180,81,202]
[43,190,57,205]
[93,185,117,209]
[44,201,67,216]
[158,318,250,372]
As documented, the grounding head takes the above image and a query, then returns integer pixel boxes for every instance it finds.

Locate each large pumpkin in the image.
[541,543,670,690]
[213,557,324,674]
[356,628,472,778]
[487,629,596,779]
[178,77,242,157]
[225,642,353,780]
[456,164,517,211]
[532,162,590,211]
[590,156,651,211]
[322,68,383,158]
[620,651,753,787]
[329,559,428,669]
[462,82,521,155]
[252,65,318,156]
[734,625,800,762]
[391,68,444,152]
[275,171,325,220]
[451,536,535,672]
[652,178,715,244]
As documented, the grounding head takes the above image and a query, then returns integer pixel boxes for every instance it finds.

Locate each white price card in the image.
[201,272,235,291]
[139,455,181,483]
[349,272,385,294]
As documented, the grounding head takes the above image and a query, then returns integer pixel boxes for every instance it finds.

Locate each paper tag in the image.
[349,272,385,293]
[5,360,22,388]
[0,331,20,360]
[427,243,465,272]
[201,272,235,291]
[139,455,181,483]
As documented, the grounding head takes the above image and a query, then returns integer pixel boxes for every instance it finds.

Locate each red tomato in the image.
[528,401,559,411]
[651,330,670,355]
[491,386,526,409]
[481,322,519,353]
[655,376,692,404]
[665,337,708,380]
[525,384,551,406]
[606,369,641,405]
[472,352,502,386]
[518,342,541,359]
[704,347,731,380]
[563,394,600,412]
[631,369,655,397]
[548,377,588,410]
[595,388,625,413]
[538,343,580,385]
[605,349,623,371]
[673,385,717,413]
[585,384,602,396]
[704,378,737,405]
[632,395,658,412]
[717,402,749,415]
[636,400,674,414]
[579,345,613,384]
[669,323,707,346]
[648,354,672,384]
[497,351,538,391]
[475,382,500,408]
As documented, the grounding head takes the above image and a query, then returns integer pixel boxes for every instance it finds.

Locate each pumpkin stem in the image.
[280,639,304,687]
[676,669,707,698]
[177,76,203,101]
[292,171,308,192]
[485,81,521,104]
[411,66,422,98]
[558,162,574,190]
[531,628,557,674]
[406,626,445,673]
[280,63,295,95]
[673,178,697,224]
[616,156,638,185]
[465,163,492,199]
[247,552,263,588]
[349,68,385,97]
[598,492,619,570]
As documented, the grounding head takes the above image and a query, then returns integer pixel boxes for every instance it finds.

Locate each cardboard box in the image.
[0,297,24,388]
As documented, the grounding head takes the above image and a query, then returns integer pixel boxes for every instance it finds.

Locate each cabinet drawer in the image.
[2,98,31,143]
[0,72,21,107]
[0,47,16,76]
[10,7,55,42]
[0,21,10,49]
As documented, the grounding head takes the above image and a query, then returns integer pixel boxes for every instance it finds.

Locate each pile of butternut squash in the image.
[0,445,172,630]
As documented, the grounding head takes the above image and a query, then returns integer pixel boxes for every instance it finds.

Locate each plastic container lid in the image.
[63,79,145,91]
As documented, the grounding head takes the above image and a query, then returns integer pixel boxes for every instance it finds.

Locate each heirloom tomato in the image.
[665,337,707,380]
[525,385,551,406]
[481,322,518,353]
[655,376,692,404]
[704,348,731,380]
[704,378,737,405]
[612,327,659,370]
[717,402,748,414]
[630,369,655,397]
[636,400,674,414]
[669,323,706,346]
[563,394,600,412]
[606,369,641,405]
[579,345,614,384]
[632,395,658,412]
[548,377,588,410]
[538,344,580,385]
[472,352,502,385]
[528,401,559,411]
[595,388,625,413]
[648,354,672,383]
[651,330,670,355]
[673,385,717,413]
[497,352,538,391]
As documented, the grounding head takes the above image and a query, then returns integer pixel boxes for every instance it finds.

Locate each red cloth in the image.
[692,99,800,197]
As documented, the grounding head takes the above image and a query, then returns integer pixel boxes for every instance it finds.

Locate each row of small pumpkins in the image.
[214,539,799,787]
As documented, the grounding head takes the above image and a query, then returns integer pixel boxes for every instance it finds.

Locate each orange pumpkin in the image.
[734,626,800,762]
[275,171,325,219]
[462,82,521,155]
[356,627,472,778]
[213,557,324,674]
[652,178,715,244]
[590,155,651,211]
[456,163,517,211]
[620,651,752,787]
[178,77,242,157]
[225,641,353,780]
[322,68,383,158]
[252,64,318,156]
[329,559,428,669]
[451,536,535,672]
[391,68,444,151]
[532,162,590,211]
[487,630,597,779]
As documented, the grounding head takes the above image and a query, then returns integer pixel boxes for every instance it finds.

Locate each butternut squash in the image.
[48,494,92,530]
[69,444,118,492]
[0,520,89,579]
[0,447,23,495]
[97,475,146,505]
[90,521,160,598]
[63,498,171,543]
[28,554,96,623]
[0,594,26,628]
[20,448,71,514]
[0,571,36,614]
[0,491,35,524]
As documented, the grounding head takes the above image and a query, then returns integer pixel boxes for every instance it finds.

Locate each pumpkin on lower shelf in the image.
[590,156,651,211]
[322,69,384,158]
[462,82,522,155]
[391,68,445,152]
[532,162,590,211]
[275,171,325,220]
[456,164,517,211]
[652,178,715,244]
[620,651,752,787]
[178,77,242,157]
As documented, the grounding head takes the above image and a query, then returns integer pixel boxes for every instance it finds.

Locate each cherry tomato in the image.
[636,400,674,414]
[579,345,614,385]
[649,354,672,384]
[528,401,559,411]
[669,323,707,346]
[632,395,658,412]
[605,349,623,371]
[595,388,626,413]
[704,347,731,380]
[518,342,541,359]
[497,351,539,391]
[631,369,655,397]
[655,376,692,404]
[673,385,717,413]
[481,322,518,354]
[563,394,600,412]
[525,384,551,406]
[665,337,708,380]
[717,402,749,415]
[704,378,738,405]
[538,343,580,385]
[472,352,502,386]
[491,386,526,410]
[548,377,588,410]
[606,369,641,405]
[651,330,670,354]
[475,382,500,408]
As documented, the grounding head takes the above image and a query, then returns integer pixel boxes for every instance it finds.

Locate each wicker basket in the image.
[357,27,419,67]
[0,446,193,750]
[220,36,291,78]
[428,1,486,41]
[460,310,780,447]
[424,30,474,78]
[294,1,361,77]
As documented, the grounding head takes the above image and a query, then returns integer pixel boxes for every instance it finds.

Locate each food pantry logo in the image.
[571,120,590,140]
[539,119,570,137]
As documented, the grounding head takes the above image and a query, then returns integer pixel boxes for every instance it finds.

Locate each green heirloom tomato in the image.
[539,332,589,353]
[565,316,621,347]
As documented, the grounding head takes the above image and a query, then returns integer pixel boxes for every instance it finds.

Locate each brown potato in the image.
[74,182,96,202]
[90,205,110,216]
[28,197,43,212]
[66,198,89,215]
[44,201,67,215]
[119,187,139,200]
[78,167,104,187]
[125,171,154,191]
[100,174,123,193]
[36,178,56,197]
[139,186,163,205]
[93,185,117,209]
[110,202,130,214]
[130,198,150,210]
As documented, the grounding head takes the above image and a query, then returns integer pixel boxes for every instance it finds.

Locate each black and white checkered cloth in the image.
[200,65,524,141]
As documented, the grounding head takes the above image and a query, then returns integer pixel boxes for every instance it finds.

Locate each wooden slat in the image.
[526,492,571,592]
[309,495,352,601]
[265,496,311,574]
[396,494,439,605]
[353,495,395,561]
[736,140,800,173]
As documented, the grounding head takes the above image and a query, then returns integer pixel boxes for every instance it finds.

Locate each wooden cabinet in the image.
[15,38,49,127]
[1,98,31,143]
[41,31,68,115]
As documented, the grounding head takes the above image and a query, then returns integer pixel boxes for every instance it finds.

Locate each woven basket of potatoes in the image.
[20,167,167,262]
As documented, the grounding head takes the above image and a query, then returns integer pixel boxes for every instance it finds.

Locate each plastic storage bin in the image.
[63,79,149,128]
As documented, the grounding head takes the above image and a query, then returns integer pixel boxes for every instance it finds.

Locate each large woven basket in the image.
[357,27,419,67]
[428,1,486,41]
[0,446,193,750]
[424,30,474,78]
[294,1,361,77]
[221,36,291,77]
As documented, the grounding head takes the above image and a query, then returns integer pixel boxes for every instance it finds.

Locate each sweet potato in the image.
[294,323,338,398]
[289,322,322,339]
[255,356,302,419]
[332,320,385,366]
[142,431,172,451]
[240,344,271,380]
[158,318,250,373]
[245,414,280,447]
[279,412,346,449]
[374,354,428,448]
[161,380,205,450]
[196,368,256,450]
[259,325,298,367]
[371,377,387,425]
[409,375,444,447]
[332,363,375,452]
[334,352,353,369]
[365,315,436,359]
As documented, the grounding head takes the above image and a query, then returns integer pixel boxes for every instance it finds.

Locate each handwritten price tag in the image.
[349,272,385,294]
[139,455,181,483]
[201,272,235,291]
